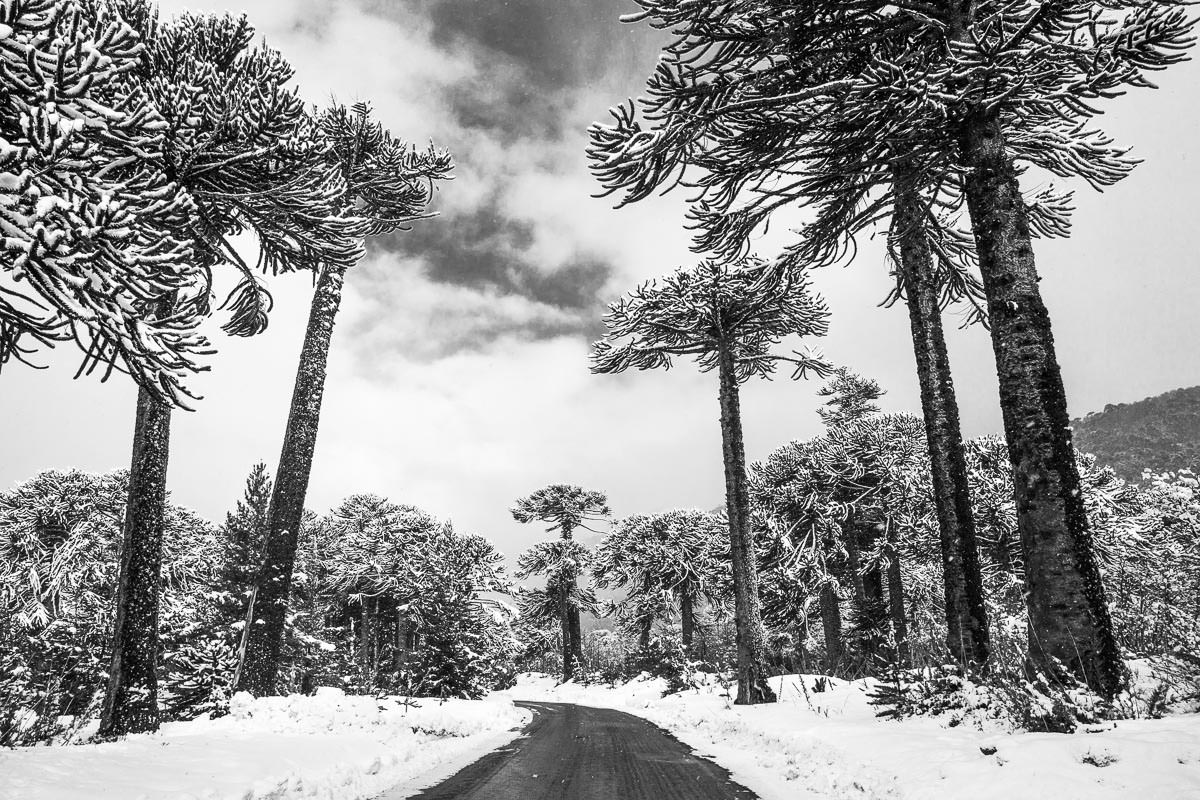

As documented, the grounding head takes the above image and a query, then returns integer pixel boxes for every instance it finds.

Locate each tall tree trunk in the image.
[99,387,171,736]
[885,535,911,668]
[820,583,843,676]
[570,604,584,671]
[638,616,652,651]
[956,108,1122,697]
[795,615,810,674]
[716,340,776,705]
[358,599,373,690]
[238,264,348,696]
[559,581,575,682]
[852,520,888,666]
[843,514,868,608]
[680,588,695,653]
[891,163,991,670]
[394,607,404,672]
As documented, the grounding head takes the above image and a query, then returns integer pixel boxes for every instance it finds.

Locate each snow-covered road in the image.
[395,700,758,800]
[500,673,1200,800]
[0,690,529,800]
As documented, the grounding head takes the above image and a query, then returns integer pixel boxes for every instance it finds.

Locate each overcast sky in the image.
[2,0,1199,561]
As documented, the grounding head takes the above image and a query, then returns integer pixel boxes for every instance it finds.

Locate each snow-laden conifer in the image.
[593,509,728,655]
[0,0,206,396]
[0,469,217,743]
[591,0,1196,698]
[316,494,511,697]
[239,103,453,697]
[753,370,934,674]
[98,1,362,736]
[592,256,830,704]
[511,484,610,682]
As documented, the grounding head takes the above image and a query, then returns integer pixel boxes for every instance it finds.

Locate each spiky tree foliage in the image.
[511,484,610,682]
[97,3,361,736]
[316,495,510,695]
[515,540,603,679]
[0,0,207,392]
[593,510,728,654]
[404,585,520,699]
[510,485,613,536]
[816,369,883,428]
[754,371,935,677]
[0,470,216,744]
[584,2,1020,676]
[1101,469,1200,658]
[216,463,272,633]
[591,257,829,704]
[182,462,272,708]
[967,440,1200,665]
[593,0,1197,699]
[240,103,453,697]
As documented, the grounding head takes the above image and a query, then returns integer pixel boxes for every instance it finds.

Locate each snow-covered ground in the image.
[0,689,529,800]
[5,676,1197,800]
[503,672,1200,800]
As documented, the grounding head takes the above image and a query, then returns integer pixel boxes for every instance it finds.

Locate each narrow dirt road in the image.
[394,701,759,800]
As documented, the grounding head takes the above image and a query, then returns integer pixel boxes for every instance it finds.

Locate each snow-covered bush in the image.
[751,374,1200,726]
[161,637,238,721]
[0,469,219,742]
[399,592,519,699]
[312,495,515,697]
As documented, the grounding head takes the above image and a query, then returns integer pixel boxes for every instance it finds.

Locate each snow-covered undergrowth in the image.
[0,689,529,800]
[504,672,1200,800]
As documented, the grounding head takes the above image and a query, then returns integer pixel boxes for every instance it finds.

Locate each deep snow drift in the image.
[503,672,1200,800]
[4,675,1198,799]
[0,689,528,800]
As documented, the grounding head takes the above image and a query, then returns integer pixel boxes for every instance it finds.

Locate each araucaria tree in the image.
[99,4,359,735]
[0,0,204,389]
[754,372,934,675]
[511,485,610,682]
[593,510,728,655]
[591,257,830,704]
[586,1,1000,675]
[238,105,453,696]
[592,0,1197,698]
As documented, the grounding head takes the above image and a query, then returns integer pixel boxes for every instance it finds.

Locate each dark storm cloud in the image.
[338,0,662,359]
[397,308,607,362]
[360,0,666,143]
[440,77,568,143]
[421,0,653,88]
[361,0,662,90]
[375,194,614,315]
[345,214,612,361]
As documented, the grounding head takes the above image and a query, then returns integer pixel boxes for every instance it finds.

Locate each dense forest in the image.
[1073,386,1200,481]
[1,2,1199,791]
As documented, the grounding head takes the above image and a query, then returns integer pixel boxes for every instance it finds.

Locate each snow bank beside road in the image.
[0,689,529,800]
[504,673,1200,800]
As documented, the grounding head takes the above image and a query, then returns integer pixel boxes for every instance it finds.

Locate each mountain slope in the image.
[1071,385,1200,481]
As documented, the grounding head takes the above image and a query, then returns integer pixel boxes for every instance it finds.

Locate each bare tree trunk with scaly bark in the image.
[885,534,911,668]
[569,605,584,671]
[716,340,776,705]
[99,388,171,736]
[238,264,347,696]
[680,588,695,653]
[560,580,576,681]
[892,163,991,670]
[820,583,843,676]
[956,107,1122,697]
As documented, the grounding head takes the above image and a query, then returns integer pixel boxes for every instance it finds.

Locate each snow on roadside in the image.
[0,689,529,800]
[503,673,1200,800]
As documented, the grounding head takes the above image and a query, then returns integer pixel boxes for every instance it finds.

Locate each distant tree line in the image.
[0,466,518,746]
